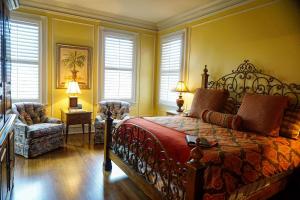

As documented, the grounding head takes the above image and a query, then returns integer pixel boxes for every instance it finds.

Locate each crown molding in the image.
[19,0,272,32]
[19,0,157,31]
[157,0,256,30]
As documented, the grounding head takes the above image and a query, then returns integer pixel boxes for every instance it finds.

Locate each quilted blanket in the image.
[123,116,300,200]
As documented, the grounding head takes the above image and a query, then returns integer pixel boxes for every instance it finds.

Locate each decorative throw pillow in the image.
[280,109,300,139]
[237,94,289,137]
[201,109,242,130]
[37,106,48,123]
[31,111,40,124]
[189,88,229,118]
[24,113,33,125]
[18,112,28,124]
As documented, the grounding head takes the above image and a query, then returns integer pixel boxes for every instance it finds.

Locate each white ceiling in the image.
[20,0,248,30]
[22,0,235,23]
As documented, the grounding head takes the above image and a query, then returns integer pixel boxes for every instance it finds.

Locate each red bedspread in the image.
[120,117,300,200]
[123,118,191,163]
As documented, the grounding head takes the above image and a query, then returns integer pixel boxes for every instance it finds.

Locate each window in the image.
[102,30,136,101]
[159,31,185,105]
[11,17,42,102]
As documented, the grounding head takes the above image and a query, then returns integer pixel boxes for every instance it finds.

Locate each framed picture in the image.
[56,44,92,89]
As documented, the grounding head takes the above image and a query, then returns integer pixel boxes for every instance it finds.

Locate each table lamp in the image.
[175,81,189,112]
[67,81,81,108]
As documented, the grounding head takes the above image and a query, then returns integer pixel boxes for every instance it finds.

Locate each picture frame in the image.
[56,44,92,89]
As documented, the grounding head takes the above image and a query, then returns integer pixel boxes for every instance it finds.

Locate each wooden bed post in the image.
[103,108,113,171]
[201,65,209,89]
[185,139,205,200]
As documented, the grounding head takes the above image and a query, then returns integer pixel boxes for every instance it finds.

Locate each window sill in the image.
[100,98,136,105]
[159,102,177,109]
[12,99,42,103]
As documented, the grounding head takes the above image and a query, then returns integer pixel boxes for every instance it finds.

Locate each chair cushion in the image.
[94,116,122,129]
[237,94,289,137]
[189,88,229,118]
[28,123,63,139]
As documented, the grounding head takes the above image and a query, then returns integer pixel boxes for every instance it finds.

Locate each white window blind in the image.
[11,19,41,102]
[103,31,136,101]
[159,32,184,105]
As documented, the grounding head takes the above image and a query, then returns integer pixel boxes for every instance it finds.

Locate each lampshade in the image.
[67,81,81,95]
[175,81,189,93]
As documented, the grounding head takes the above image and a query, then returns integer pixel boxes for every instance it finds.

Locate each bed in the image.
[103,60,300,200]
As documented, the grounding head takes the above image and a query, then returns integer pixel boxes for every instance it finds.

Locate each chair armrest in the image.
[14,119,29,138]
[120,113,130,120]
[95,115,104,123]
[99,113,106,120]
[46,117,62,124]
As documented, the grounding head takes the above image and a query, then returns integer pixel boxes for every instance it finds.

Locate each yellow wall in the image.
[14,8,156,119]
[14,0,300,118]
[156,0,300,114]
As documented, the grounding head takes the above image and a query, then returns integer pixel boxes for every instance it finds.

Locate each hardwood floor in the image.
[11,134,150,200]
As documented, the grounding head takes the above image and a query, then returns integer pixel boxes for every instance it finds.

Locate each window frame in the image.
[10,12,47,104]
[100,28,137,103]
[159,29,186,106]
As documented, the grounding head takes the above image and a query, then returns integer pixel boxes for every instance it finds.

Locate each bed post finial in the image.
[103,106,113,171]
[201,65,209,88]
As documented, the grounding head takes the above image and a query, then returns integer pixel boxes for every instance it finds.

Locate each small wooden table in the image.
[61,109,92,144]
[166,110,186,116]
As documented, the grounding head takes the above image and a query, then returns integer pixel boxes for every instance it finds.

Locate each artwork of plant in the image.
[62,51,87,81]
[57,44,91,89]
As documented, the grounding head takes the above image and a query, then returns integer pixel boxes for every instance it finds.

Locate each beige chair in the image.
[94,100,130,144]
[12,102,64,158]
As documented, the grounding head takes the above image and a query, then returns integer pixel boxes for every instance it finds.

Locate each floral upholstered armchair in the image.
[94,100,130,144]
[12,102,64,158]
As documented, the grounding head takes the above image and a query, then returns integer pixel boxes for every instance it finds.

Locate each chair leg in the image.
[66,125,69,144]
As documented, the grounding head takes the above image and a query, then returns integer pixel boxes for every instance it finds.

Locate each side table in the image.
[61,109,92,144]
[166,110,187,116]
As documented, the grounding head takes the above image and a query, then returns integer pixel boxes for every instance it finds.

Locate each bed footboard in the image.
[103,110,205,200]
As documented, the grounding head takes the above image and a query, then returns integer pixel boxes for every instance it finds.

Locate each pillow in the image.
[222,99,236,114]
[37,106,48,123]
[24,113,33,125]
[189,88,229,118]
[280,109,300,139]
[237,94,289,137]
[201,109,242,130]
[18,112,28,124]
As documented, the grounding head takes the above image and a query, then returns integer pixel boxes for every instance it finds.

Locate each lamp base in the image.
[176,107,184,112]
[69,96,78,108]
[176,97,184,113]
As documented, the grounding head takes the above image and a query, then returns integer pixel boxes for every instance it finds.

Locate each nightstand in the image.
[166,110,184,116]
[61,109,92,144]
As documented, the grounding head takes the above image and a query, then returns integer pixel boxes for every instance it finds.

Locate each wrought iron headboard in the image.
[201,60,300,113]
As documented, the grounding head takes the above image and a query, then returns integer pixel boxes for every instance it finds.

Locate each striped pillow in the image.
[201,109,242,130]
[280,109,300,139]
